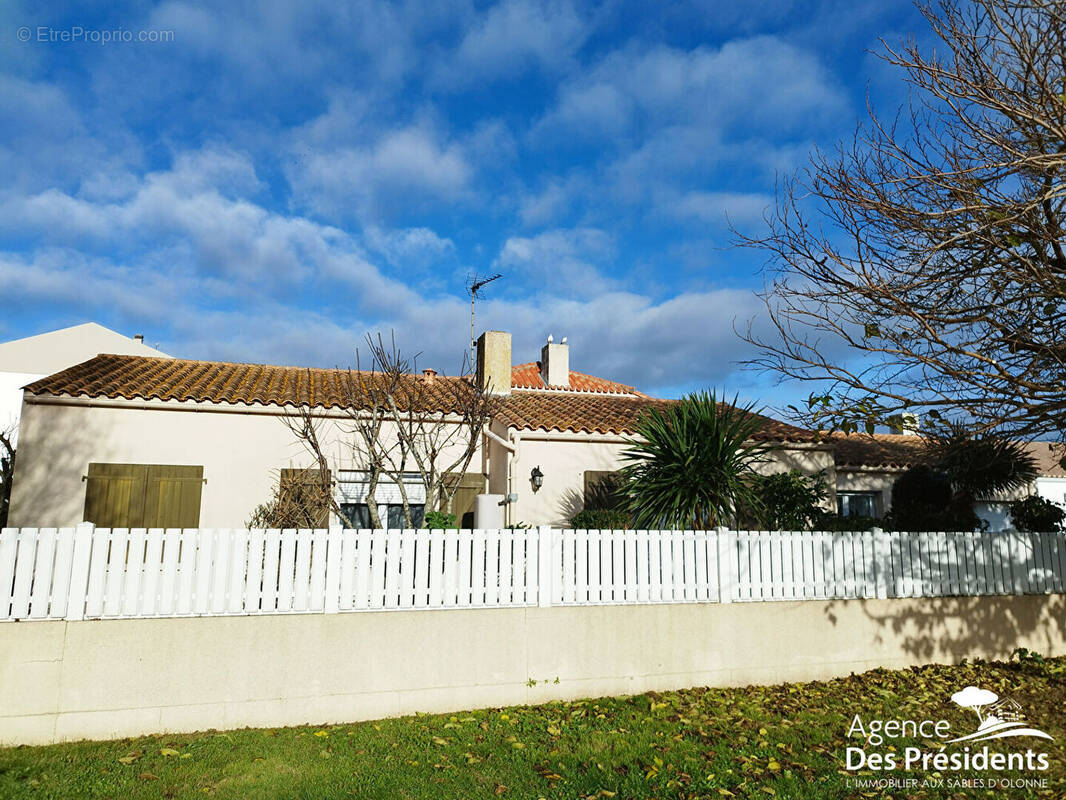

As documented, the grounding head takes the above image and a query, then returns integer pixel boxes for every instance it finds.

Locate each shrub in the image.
[884,465,979,531]
[424,511,458,529]
[740,470,828,530]
[621,391,774,529]
[570,508,632,530]
[1009,496,1065,532]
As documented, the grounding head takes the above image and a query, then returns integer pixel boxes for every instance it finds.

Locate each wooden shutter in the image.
[279,468,331,528]
[445,472,486,529]
[144,465,204,528]
[84,463,148,527]
[85,463,204,528]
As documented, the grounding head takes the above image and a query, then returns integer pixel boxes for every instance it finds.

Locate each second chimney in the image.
[540,335,569,387]
[476,331,511,395]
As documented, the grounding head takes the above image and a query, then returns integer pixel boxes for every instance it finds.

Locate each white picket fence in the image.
[1,526,1064,621]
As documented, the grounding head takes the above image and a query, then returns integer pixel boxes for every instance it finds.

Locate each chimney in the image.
[134,334,144,343]
[540,334,569,387]
[476,331,511,395]
[422,368,437,384]
[889,412,920,436]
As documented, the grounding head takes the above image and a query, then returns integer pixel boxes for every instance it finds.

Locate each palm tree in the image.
[890,423,1039,531]
[928,423,1038,502]
[620,392,775,529]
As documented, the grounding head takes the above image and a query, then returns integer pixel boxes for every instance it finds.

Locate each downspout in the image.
[483,427,519,528]
[508,430,521,528]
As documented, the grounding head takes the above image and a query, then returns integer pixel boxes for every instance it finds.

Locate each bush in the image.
[1009,496,1065,532]
[884,465,979,531]
[570,508,632,530]
[424,511,458,529]
[740,470,828,530]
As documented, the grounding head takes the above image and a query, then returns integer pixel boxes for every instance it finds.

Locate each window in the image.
[84,463,203,528]
[837,491,879,519]
[335,471,426,529]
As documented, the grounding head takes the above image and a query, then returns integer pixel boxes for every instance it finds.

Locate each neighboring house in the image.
[0,322,169,445]
[829,431,1066,531]
[7,331,831,530]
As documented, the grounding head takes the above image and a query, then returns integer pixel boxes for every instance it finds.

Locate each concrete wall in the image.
[3,593,1064,745]
[9,398,483,529]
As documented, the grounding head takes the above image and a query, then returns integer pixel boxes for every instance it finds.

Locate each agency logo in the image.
[845,684,1053,791]
[946,686,1053,744]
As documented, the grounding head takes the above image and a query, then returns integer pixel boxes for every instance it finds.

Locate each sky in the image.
[0,0,930,411]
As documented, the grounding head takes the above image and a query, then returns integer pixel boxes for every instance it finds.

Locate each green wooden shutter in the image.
[85,463,204,528]
[444,472,486,529]
[144,465,204,528]
[84,464,149,527]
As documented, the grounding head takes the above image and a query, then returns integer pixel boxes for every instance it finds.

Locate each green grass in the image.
[2,655,1064,799]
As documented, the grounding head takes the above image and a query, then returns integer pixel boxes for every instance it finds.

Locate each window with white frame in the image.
[335,470,426,528]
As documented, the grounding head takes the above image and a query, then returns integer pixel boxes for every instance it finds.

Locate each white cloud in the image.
[435,0,589,87]
[287,105,475,222]
[668,190,773,227]
[364,226,456,269]
[495,228,617,296]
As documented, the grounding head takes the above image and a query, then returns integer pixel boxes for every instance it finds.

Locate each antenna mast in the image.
[468,272,502,366]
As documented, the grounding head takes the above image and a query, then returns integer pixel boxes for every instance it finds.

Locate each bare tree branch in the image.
[736,0,1066,440]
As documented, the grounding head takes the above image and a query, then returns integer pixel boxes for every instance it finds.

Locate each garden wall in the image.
[3,593,1065,745]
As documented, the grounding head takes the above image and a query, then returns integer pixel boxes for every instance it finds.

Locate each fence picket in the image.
[429,530,444,606]
[245,529,265,614]
[228,530,250,614]
[0,529,17,619]
[47,528,76,618]
[338,530,357,611]
[139,529,164,616]
[28,529,57,619]
[457,529,472,606]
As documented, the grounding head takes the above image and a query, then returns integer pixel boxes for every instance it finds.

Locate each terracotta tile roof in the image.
[510,362,645,395]
[497,392,818,441]
[1023,441,1066,478]
[24,354,472,412]
[828,432,1066,477]
[828,432,928,470]
[25,354,818,442]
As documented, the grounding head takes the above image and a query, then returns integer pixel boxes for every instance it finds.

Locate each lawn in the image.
[1,654,1063,799]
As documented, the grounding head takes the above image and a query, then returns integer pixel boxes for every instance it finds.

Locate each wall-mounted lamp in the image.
[530,465,544,492]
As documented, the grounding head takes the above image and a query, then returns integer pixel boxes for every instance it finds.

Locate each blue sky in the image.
[0,0,928,410]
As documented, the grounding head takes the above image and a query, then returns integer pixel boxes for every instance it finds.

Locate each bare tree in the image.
[738,0,1066,439]
[0,427,14,528]
[359,335,502,522]
[285,333,501,528]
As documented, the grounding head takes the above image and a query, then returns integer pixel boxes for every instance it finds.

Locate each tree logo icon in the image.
[946,686,1053,744]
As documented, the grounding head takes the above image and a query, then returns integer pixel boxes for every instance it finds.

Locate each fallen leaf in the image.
[160,748,180,757]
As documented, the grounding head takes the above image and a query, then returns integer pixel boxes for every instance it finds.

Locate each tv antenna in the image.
[468,272,502,364]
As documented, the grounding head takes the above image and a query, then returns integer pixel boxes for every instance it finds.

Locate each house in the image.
[829,430,1066,530]
[0,322,169,444]
[6,331,832,530]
